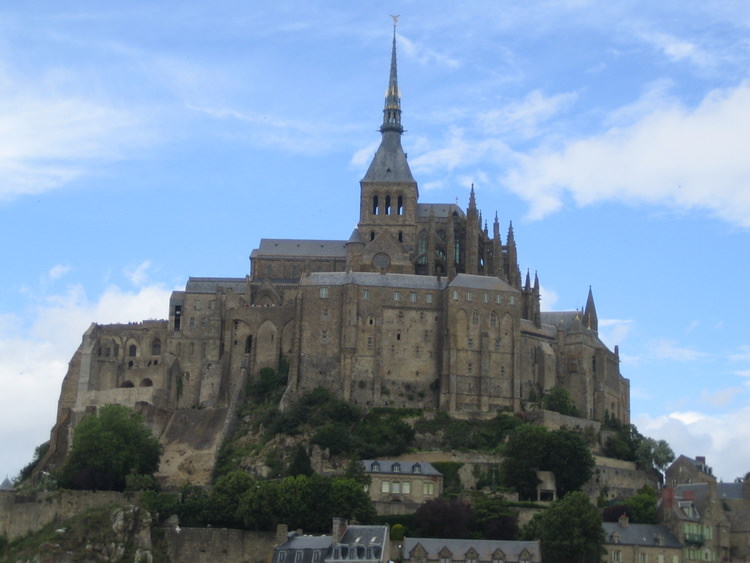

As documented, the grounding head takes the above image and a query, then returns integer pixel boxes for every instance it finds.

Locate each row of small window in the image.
[611,553,678,563]
[98,341,162,358]
[454,290,516,305]
[437,558,523,563]
[319,286,516,306]
[379,480,435,495]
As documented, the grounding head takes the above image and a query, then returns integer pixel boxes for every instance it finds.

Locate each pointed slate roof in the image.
[362,23,415,184]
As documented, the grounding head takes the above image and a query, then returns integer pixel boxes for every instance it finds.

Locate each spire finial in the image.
[381,17,403,133]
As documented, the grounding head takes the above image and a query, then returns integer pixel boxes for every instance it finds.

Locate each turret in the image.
[583,286,598,333]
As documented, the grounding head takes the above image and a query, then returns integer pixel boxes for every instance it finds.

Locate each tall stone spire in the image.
[381,18,403,134]
[583,286,599,333]
[361,17,415,184]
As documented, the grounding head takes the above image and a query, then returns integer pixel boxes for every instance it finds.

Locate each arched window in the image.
[128,344,137,357]
[151,339,161,356]
[245,335,253,354]
[140,378,153,387]
[384,195,391,215]
[372,195,379,215]
[121,380,134,388]
[397,195,404,215]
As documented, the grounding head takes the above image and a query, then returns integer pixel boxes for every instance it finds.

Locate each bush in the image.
[57,405,162,491]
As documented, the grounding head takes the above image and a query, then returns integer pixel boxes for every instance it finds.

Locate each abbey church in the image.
[45,28,629,483]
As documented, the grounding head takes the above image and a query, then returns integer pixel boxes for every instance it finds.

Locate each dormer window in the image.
[371,462,380,472]
[412,463,422,473]
[392,462,401,473]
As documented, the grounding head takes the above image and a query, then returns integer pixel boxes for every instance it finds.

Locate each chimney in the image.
[618,513,629,529]
[332,517,348,544]
[275,523,289,545]
[662,487,675,509]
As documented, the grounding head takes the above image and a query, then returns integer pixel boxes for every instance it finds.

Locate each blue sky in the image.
[1,1,748,482]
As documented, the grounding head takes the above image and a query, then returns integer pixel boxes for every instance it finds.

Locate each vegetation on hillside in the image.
[602,417,675,474]
[57,404,162,491]
[501,424,595,500]
[523,491,604,563]
[141,472,375,533]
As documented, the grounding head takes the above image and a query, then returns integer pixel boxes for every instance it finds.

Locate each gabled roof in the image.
[185,277,246,294]
[403,538,540,560]
[301,271,448,291]
[602,522,681,549]
[361,459,442,476]
[448,273,518,292]
[417,203,465,218]
[0,476,13,491]
[251,239,348,259]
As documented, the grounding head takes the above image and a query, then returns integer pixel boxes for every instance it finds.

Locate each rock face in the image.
[37,30,630,488]
[5,503,156,563]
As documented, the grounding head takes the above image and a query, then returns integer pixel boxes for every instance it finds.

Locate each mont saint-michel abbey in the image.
[48,29,629,483]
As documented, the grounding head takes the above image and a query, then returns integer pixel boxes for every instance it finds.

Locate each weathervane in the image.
[391,14,399,28]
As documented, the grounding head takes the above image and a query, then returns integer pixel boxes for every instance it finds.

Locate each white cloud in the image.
[478,89,578,139]
[503,82,750,226]
[538,284,558,310]
[398,34,460,69]
[0,281,172,479]
[0,88,150,201]
[649,338,706,362]
[639,31,713,67]
[47,264,72,281]
[598,318,635,349]
[410,128,511,176]
[636,407,750,481]
[700,387,744,408]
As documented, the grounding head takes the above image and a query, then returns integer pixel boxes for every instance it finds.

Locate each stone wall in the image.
[0,489,125,540]
[165,527,276,563]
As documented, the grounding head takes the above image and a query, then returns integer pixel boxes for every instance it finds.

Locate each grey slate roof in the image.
[272,532,332,563]
[540,310,584,330]
[272,525,389,563]
[361,130,416,183]
[361,459,442,476]
[403,537,540,561]
[251,239,348,259]
[417,203,465,218]
[602,522,682,549]
[718,482,744,499]
[335,525,388,560]
[301,271,449,291]
[448,273,519,292]
[185,277,246,294]
[0,476,13,491]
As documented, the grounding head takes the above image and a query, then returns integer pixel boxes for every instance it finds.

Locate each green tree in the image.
[636,438,675,474]
[473,495,519,540]
[287,445,314,476]
[526,491,604,563]
[542,387,579,417]
[624,485,658,524]
[544,429,594,497]
[209,470,255,527]
[415,498,475,539]
[58,404,161,491]
[501,425,547,500]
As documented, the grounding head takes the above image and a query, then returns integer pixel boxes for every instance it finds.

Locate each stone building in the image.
[361,459,444,515]
[602,514,682,563]
[42,26,630,485]
[660,455,750,562]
